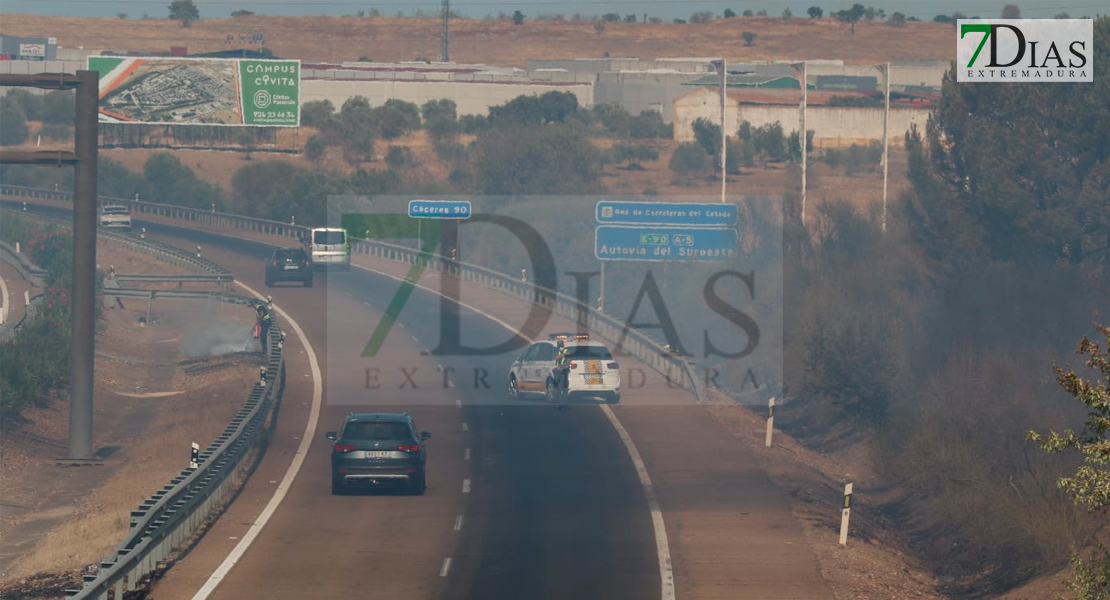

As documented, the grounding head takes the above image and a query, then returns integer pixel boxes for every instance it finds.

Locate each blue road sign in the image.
[595,226,738,262]
[596,200,737,227]
[408,199,472,219]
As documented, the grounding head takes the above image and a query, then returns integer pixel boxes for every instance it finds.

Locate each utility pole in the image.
[0,72,97,460]
[880,62,891,234]
[440,0,450,62]
[794,62,808,225]
[711,58,727,202]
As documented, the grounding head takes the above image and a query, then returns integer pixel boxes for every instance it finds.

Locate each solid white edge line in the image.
[439,557,452,577]
[352,262,676,600]
[0,270,9,324]
[189,281,324,600]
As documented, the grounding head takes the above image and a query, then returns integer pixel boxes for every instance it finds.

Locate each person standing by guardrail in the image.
[254,302,272,353]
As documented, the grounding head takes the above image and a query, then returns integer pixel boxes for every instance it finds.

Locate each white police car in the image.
[507,333,622,404]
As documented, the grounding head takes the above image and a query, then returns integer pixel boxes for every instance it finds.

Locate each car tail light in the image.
[569,362,578,369]
[397,444,421,453]
[607,362,619,370]
[334,444,356,453]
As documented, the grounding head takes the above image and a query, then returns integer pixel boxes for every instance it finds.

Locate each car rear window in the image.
[568,346,612,360]
[313,230,346,245]
[276,249,308,260]
[343,421,412,441]
[102,206,129,214]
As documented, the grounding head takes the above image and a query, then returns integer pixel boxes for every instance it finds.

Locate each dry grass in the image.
[5,368,254,579]
[1,14,953,66]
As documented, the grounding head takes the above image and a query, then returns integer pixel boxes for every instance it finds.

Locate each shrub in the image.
[39,123,73,142]
[0,104,29,145]
[385,145,414,168]
[668,142,712,176]
[742,31,757,46]
[690,10,714,23]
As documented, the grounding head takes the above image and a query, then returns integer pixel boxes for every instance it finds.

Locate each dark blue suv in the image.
[326,413,431,495]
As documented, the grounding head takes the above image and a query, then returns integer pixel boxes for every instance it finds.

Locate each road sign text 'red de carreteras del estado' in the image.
[594,200,739,262]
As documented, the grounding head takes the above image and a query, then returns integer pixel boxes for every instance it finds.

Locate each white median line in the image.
[190,281,323,600]
[439,557,452,577]
[352,261,676,600]
[453,515,464,531]
[462,478,471,494]
[464,448,470,461]
[461,422,469,432]
[455,399,462,409]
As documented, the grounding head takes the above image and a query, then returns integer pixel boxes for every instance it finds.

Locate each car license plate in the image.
[363,451,392,458]
[283,265,298,270]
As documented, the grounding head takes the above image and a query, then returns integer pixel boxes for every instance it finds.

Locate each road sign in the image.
[408,199,472,219]
[596,200,737,227]
[595,226,738,262]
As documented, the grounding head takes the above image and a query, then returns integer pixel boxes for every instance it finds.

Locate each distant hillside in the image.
[0,13,954,66]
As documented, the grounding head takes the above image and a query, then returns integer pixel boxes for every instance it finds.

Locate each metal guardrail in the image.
[66,293,285,600]
[111,273,233,284]
[1,183,701,399]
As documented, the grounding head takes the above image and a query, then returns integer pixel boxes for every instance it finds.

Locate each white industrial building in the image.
[673,86,932,149]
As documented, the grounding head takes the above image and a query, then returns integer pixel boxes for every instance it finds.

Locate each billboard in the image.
[87,56,300,126]
[19,43,45,57]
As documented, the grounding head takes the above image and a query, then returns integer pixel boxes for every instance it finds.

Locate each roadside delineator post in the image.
[765,397,776,448]
[14,242,19,253]
[196,245,202,258]
[839,482,853,546]
[24,290,30,306]
[259,366,267,387]
[189,442,199,469]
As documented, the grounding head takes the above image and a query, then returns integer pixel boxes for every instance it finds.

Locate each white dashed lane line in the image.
[439,557,452,577]
[464,448,470,461]
[462,479,471,494]
[461,422,469,432]
[453,515,464,531]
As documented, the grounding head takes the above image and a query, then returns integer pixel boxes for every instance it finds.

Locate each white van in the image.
[308,227,351,270]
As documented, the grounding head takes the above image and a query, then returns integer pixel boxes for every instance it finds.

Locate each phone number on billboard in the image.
[254,110,296,119]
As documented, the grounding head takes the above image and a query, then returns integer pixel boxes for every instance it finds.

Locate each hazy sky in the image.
[2,0,1107,20]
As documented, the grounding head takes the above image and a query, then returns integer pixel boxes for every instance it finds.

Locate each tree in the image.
[594,20,606,34]
[742,9,753,17]
[782,7,793,20]
[613,143,659,168]
[1030,326,1110,600]
[512,10,525,25]
[835,3,866,34]
[117,12,128,19]
[421,98,457,122]
[623,14,637,23]
[601,13,620,22]
[904,17,1110,267]
[385,145,413,169]
[741,31,757,46]
[1001,4,1021,18]
[690,11,714,23]
[537,90,579,123]
[230,9,254,17]
[304,135,327,169]
[302,99,336,130]
[691,117,721,157]
[0,104,29,146]
[1056,12,1071,19]
[723,8,736,18]
[668,143,712,177]
[470,125,602,195]
[808,6,823,18]
[168,0,200,26]
[889,11,906,26]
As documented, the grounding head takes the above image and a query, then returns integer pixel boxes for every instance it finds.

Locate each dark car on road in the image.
[326,413,431,495]
[264,247,313,287]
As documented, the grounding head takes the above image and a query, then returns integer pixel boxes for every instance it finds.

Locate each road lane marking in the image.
[439,557,452,577]
[464,448,470,461]
[190,280,323,600]
[453,515,464,531]
[455,399,462,409]
[462,479,471,493]
[352,262,677,600]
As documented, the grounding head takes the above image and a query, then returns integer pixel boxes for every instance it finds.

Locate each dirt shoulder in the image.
[0,298,261,593]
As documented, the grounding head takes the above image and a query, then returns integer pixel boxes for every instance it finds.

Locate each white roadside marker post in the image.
[189,442,200,469]
[765,397,776,448]
[839,482,853,546]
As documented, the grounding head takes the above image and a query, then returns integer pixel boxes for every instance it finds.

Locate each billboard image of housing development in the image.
[88,56,300,126]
